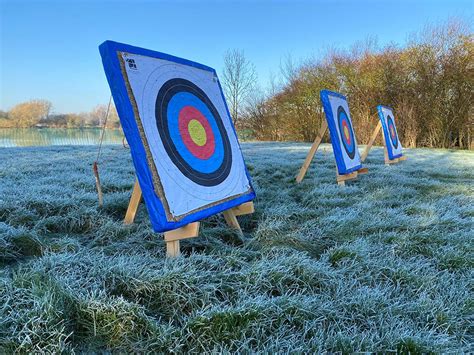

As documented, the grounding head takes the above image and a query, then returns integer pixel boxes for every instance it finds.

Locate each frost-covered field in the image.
[0,143,473,353]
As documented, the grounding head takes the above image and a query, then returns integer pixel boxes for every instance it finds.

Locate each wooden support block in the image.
[164,222,200,242]
[361,121,382,162]
[223,209,242,232]
[358,167,369,174]
[232,201,254,216]
[336,171,358,183]
[386,158,400,164]
[385,155,406,164]
[163,222,200,258]
[296,120,328,183]
[124,179,142,224]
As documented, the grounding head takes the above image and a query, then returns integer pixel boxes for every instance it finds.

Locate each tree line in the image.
[0,100,120,129]
[238,20,473,149]
[2,20,472,149]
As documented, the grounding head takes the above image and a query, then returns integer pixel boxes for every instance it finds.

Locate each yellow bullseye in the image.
[343,125,350,140]
[188,119,207,146]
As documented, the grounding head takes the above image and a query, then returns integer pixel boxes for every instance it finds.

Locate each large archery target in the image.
[377,106,403,159]
[321,91,362,174]
[121,52,251,218]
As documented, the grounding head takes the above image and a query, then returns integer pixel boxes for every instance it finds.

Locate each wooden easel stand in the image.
[362,120,407,165]
[123,179,254,257]
[296,120,368,185]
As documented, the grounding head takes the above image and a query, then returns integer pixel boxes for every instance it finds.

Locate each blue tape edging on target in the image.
[320,90,362,174]
[99,40,255,233]
[377,105,403,160]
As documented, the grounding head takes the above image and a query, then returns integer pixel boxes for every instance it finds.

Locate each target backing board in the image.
[99,41,255,233]
[320,90,362,174]
[377,105,403,160]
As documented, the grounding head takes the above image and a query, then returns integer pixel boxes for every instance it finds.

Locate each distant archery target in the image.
[156,78,232,187]
[337,106,356,159]
[387,115,398,149]
[377,105,403,160]
[320,90,362,174]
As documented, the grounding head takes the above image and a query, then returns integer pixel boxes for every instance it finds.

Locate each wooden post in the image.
[361,121,382,162]
[92,162,104,207]
[296,120,328,183]
[124,179,142,224]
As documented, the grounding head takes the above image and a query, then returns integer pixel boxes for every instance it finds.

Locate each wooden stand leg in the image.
[164,222,200,258]
[166,240,181,258]
[124,179,142,224]
[123,179,254,258]
[384,145,390,165]
[296,120,328,183]
[336,165,345,186]
[361,121,382,162]
[222,201,254,233]
[223,209,242,232]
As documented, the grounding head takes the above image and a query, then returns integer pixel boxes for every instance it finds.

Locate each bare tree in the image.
[90,104,120,128]
[221,49,257,128]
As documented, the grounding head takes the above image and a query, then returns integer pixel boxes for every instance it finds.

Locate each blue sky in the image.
[1,0,472,113]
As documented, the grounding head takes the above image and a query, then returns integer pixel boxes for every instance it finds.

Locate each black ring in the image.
[155,78,232,186]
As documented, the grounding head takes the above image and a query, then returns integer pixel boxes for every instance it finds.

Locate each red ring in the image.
[178,106,215,159]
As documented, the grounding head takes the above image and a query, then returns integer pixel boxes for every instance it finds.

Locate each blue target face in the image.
[156,78,232,186]
[387,115,399,149]
[337,106,356,159]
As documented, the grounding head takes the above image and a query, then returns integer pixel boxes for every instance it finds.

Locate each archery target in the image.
[120,52,251,219]
[337,106,356,159]
[320,90,362,174]
[377,106,403,159]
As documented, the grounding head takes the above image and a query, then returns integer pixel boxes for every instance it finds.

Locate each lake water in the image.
[0,128,125,147]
